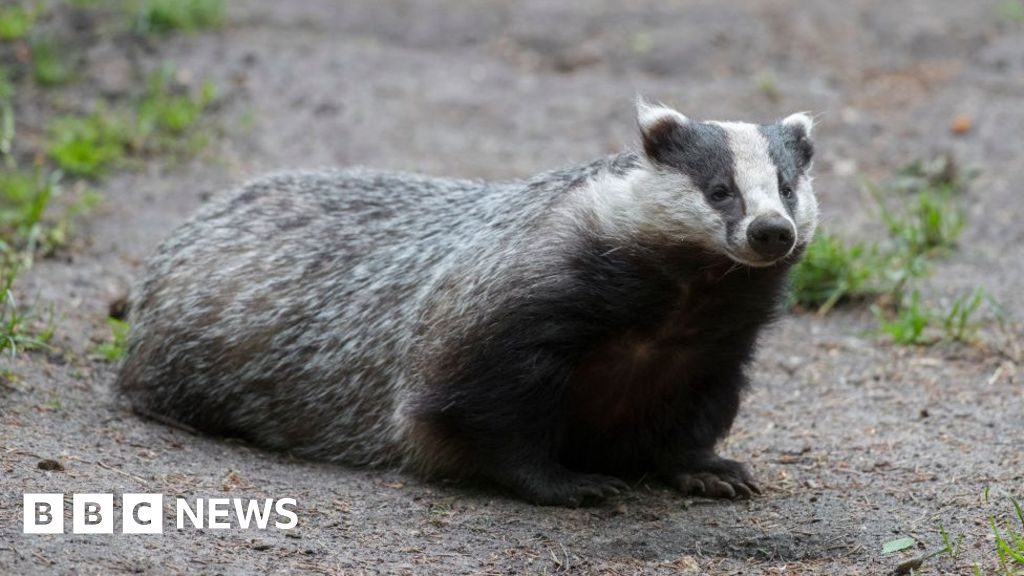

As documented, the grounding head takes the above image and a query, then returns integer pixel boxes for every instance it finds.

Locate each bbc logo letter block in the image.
[23,494,164,534]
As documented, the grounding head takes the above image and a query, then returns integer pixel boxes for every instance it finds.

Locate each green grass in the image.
[46,68,216,177]
[790,156,990,346]
[0,65,13,101]
[31,38,72,87]
[0,168,96,363]
[47,107,132,178]
[790,232,882,314]
[873,290,931,345]
[940,289,985,342]
[132,0,224,34]
[0,170,57,260]
[871,182,965,259]
[754,69,780,101]
[0,169,99,261]
[870,288,989,346]
[990,498,1024,574]
[0,4,36,41]
[93,317,129,362]
[0,0,219,367]
[136,66,216,142]
[0,267,53,358]
[0,67,14,164]
[999,0,1024,22]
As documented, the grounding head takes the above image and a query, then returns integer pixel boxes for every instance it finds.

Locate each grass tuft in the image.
[0,268,53,358]
[93,317,129,362]
[47,107,131,178]
[791,155,993,346]
[132,0,224,34]
[31,37,72,87]
[983,496,1024,575]
[872,290,931,345]
[46,68,216,178]
[998,0,1024,22]
[871,181,965,259]
[136,65,216,143]
[790,232,882,314]
[0,4,36,41]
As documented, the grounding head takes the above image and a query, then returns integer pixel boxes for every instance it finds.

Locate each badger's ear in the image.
[636,96,689,161]
[781,111,815,167]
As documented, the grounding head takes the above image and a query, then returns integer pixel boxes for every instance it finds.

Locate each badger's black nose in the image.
[747,214,795,260]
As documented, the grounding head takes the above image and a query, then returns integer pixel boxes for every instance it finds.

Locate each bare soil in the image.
[2,1,1023,574]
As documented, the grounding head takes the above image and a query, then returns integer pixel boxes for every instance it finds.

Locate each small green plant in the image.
[0,65,13,101]
[754,69,780,101]
[31,38,72,87]
[0,169,100,264]
[872,182,965,258]
[47,107,131,177]
[0,268,52,357]
[94,317,129,362]
[0,66,13,166]
[872,288,990,346]
[790,232,883,314]
[137,66,216,142]
[0,4,36,41]
[0,170,56,260]
[990,498,1024,574]
[873,290,931,345]
[940,289,985,342]
[999,0,1024,22]
[46,68,216,176]
[937,524,966,560]
[792,155,993,346]
[132,0,224,34]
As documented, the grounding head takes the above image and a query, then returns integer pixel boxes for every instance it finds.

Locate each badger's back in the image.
[116,169,509,465]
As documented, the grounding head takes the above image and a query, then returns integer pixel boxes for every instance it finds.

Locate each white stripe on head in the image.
[712,122,795,231]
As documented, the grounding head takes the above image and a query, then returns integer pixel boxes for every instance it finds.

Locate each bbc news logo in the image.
[23,494,298,534]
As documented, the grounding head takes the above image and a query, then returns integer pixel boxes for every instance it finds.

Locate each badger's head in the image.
[626,99,817,268]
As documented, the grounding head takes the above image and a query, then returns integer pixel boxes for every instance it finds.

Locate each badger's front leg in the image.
[657,365,761,499]
[492,450,630,506]
[413,343,628,507]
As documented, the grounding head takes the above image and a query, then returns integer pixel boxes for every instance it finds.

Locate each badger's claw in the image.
[669,456,760,500]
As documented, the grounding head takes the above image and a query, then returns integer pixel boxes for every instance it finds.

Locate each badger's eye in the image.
[780,184,794,199]
[709,185,733,203]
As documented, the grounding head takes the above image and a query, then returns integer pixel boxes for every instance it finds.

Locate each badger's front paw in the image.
[670,456,761,500]
[503,465,630,507]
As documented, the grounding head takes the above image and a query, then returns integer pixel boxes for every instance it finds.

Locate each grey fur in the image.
[118,161,621,470]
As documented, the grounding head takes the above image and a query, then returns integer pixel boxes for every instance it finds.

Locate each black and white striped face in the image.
[634,101,817,267]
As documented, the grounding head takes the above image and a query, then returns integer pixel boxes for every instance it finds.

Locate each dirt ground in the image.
[2,1,1023,574]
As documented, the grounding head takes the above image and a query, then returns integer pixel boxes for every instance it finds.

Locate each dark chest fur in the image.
[558,241,794,473]
[414,237,796,478]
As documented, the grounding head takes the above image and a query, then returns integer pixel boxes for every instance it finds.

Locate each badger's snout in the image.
[747,213,795,260]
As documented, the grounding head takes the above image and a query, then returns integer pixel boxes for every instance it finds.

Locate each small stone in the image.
[950,115,972,135]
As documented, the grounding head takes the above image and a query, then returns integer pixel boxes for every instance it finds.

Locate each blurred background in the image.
[1,1,1022,574]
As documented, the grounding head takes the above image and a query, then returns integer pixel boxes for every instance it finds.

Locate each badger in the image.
[116,99,817,506]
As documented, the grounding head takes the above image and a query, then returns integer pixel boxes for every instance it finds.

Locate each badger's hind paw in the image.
[671,458,761,500]
[509,470,630,507]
